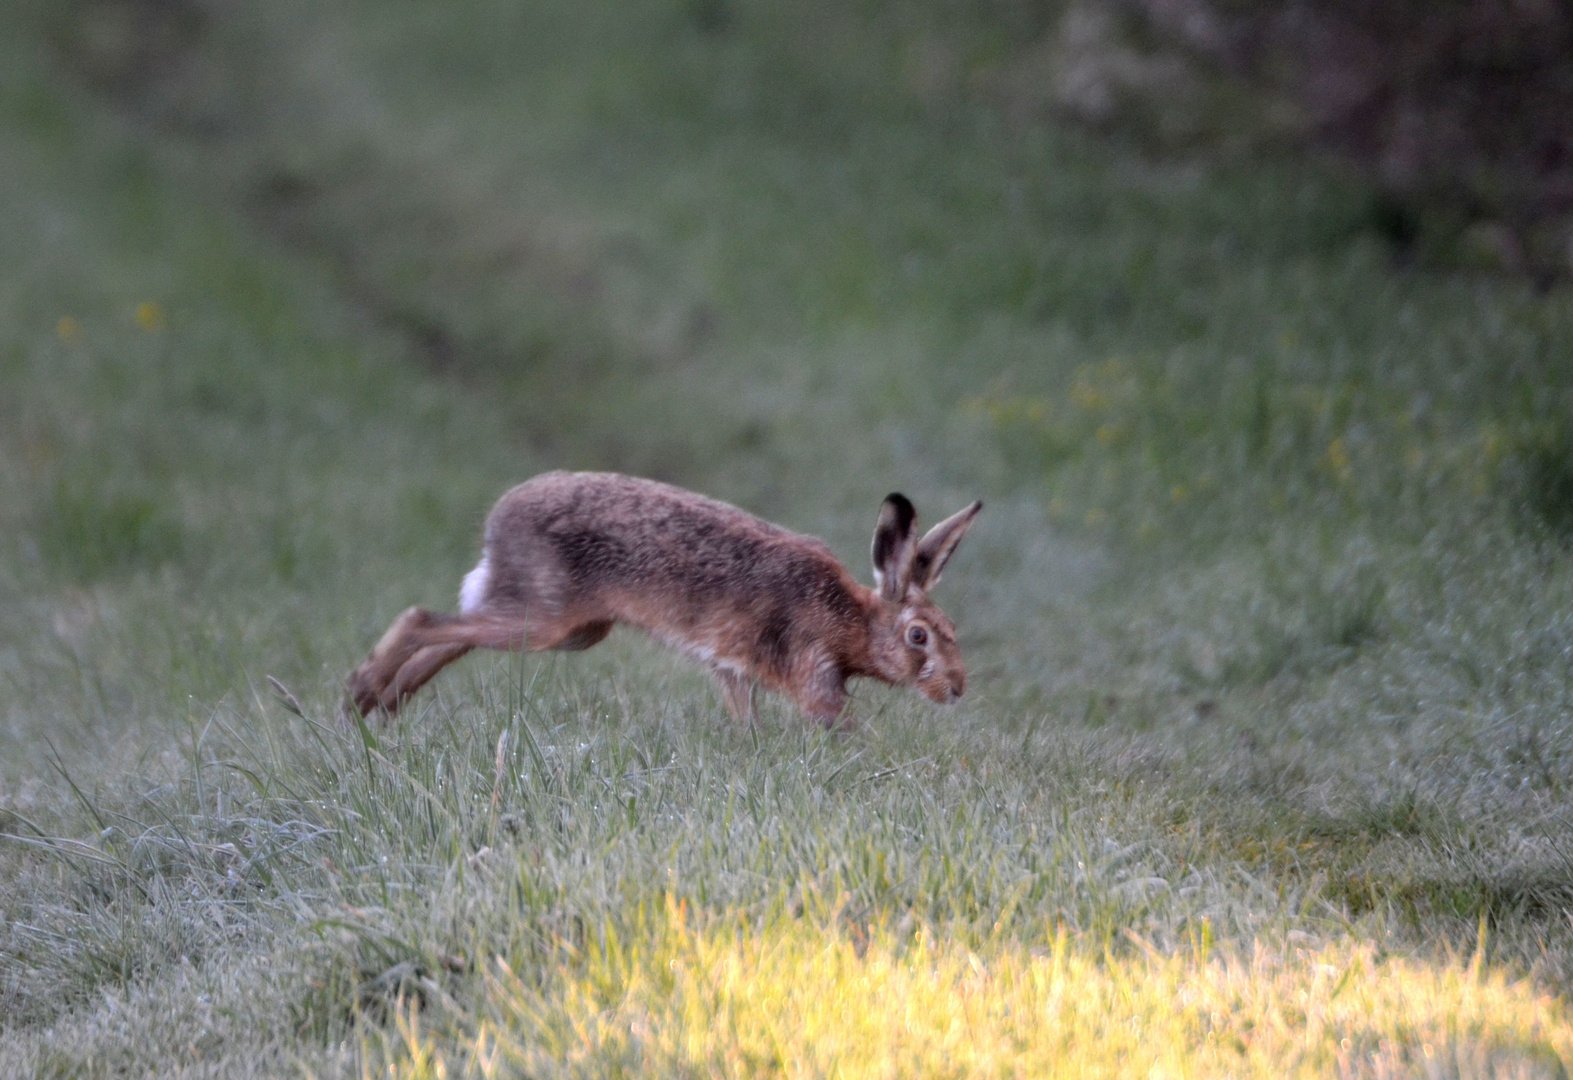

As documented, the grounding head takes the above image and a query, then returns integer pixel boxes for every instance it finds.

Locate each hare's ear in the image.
[912,500,982,591]
[871,493,918,601]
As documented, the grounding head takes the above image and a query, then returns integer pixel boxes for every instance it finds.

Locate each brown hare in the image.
[347,471,981,727]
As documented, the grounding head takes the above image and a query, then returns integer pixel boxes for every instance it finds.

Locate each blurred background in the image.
[8,0,1572,685]
[7,0,1573,1070]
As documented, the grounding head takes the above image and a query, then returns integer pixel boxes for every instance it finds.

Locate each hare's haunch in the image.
[347,471,981,727]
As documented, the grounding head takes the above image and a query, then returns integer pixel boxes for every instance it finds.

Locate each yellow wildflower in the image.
[1481,427,1504,464]
[135,301,165,332]
[1327,438,1351,480]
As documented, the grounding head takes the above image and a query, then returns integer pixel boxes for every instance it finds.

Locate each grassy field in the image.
[5,0,1573,1075]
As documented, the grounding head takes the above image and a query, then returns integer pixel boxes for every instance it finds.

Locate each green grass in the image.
[4,0,1573,1074]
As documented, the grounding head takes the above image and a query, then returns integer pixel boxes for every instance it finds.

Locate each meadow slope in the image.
[4,0,1573,1075]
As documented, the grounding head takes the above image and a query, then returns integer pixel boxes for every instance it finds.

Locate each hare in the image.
[347,471,981,727]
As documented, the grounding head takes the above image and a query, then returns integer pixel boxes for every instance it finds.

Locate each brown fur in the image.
[346,471,981,728]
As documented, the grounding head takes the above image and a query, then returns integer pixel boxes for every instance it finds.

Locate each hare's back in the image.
[485,472,850,607]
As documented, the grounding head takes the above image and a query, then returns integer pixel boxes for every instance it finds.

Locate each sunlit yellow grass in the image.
[369,900,1573,1079]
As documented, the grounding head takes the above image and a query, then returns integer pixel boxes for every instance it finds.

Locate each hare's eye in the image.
[906,625,929,647]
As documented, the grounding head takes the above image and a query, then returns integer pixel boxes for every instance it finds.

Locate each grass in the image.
[372,902,1573,1079]
[4,0,1573,1074]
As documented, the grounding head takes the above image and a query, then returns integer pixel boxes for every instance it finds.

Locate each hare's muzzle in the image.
[923,671,965,704]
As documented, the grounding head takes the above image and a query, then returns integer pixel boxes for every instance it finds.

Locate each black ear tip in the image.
[882,493,916,528]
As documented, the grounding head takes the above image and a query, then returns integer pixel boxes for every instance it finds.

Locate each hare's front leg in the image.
[794,660,850,730]
[712,667,757,722]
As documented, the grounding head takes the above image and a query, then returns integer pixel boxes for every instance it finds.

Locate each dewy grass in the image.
[370,900,1572,1079]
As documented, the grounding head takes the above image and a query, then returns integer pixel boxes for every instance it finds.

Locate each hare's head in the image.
[867,494,982,705]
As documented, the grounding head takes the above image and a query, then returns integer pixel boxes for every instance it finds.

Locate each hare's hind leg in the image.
[348,607,428,715]
[348,608,530,717]
[551,619,614,652]
[385,643,474,709]
[383,617,611,711]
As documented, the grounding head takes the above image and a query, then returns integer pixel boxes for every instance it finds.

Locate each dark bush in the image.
[1039,0,1573,281]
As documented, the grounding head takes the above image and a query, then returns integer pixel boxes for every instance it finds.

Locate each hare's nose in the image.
[948,673,966,700]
